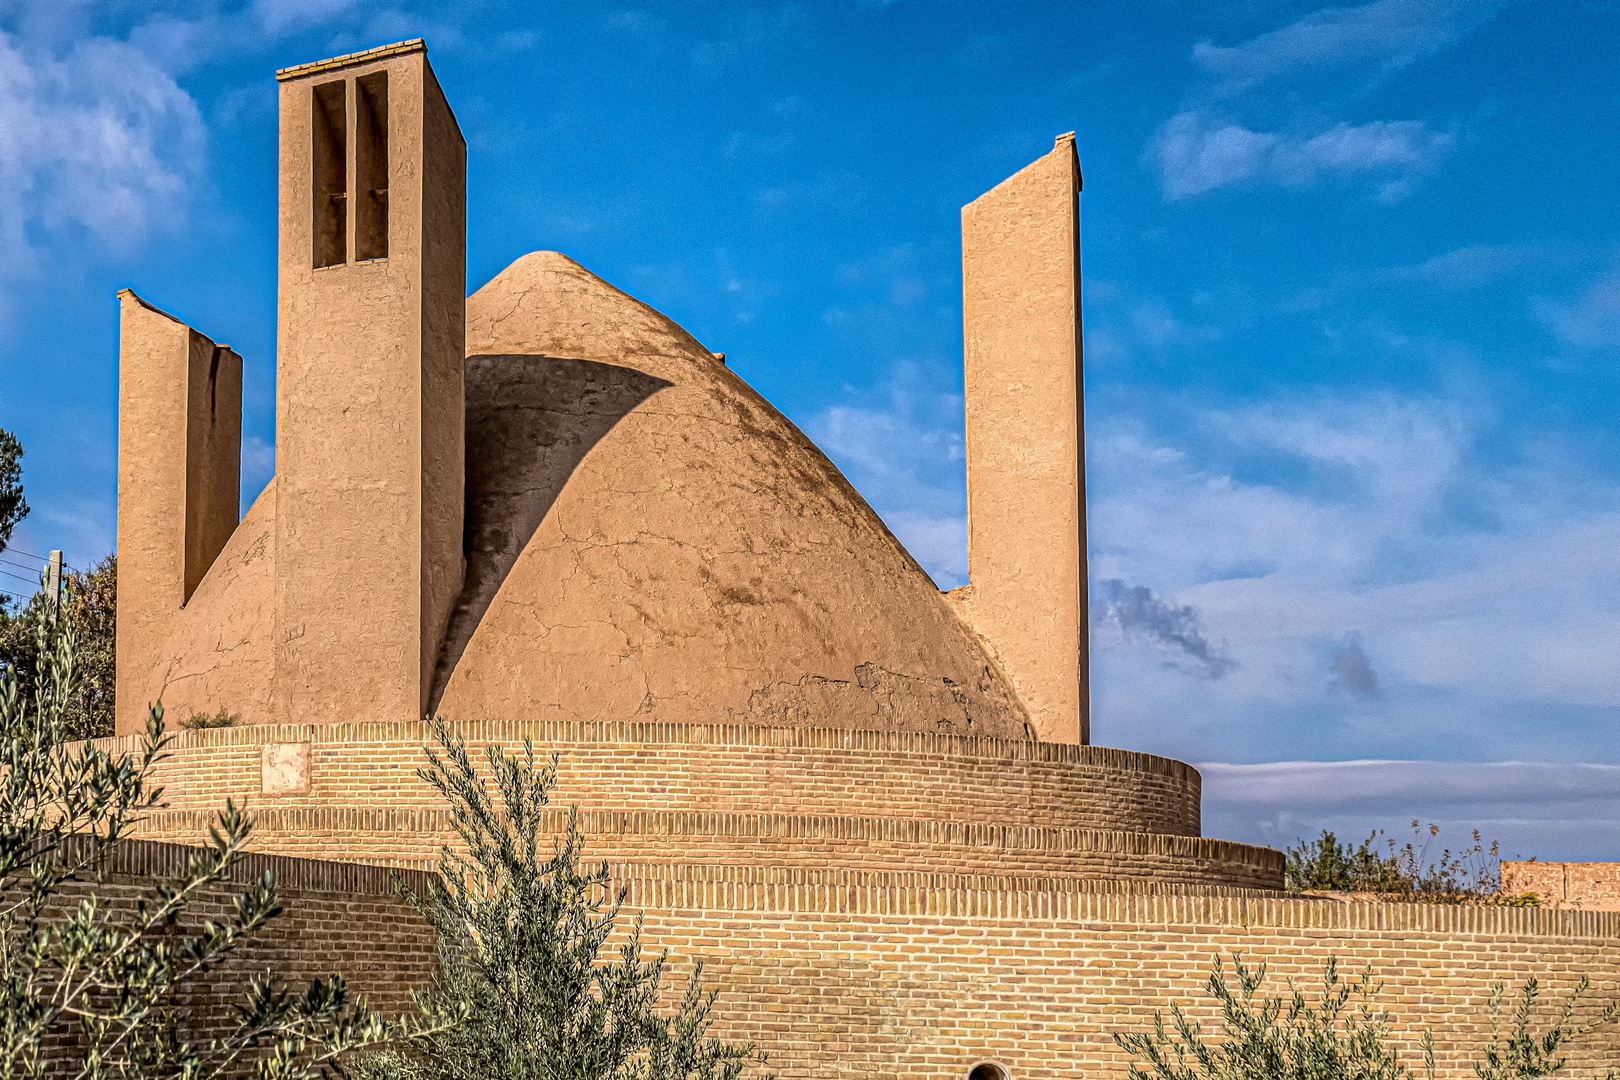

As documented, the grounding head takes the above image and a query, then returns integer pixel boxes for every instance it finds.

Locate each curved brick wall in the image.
[86,840,1620,1080]
[132,806,1283,889]
[630,888,1620,1079]
[97,720,1202,835]
[98,720,1283,890]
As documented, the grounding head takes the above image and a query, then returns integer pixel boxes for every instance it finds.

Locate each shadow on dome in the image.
[430,355,672,709]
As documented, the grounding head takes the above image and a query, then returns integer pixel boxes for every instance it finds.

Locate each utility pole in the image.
[46,549,62,625]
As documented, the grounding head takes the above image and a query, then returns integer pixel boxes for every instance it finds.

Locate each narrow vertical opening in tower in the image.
[355,71,389,262]
[312,80,347,269]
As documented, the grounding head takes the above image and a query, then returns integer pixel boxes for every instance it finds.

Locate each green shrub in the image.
[182,704,242,730]
[0,612,441,1077]
[1477,978,1619,1080]
[1285,822,1502,902]
[354,719,771,1080]
[1114,955,1414,1080]
[1114,953,1618,1080]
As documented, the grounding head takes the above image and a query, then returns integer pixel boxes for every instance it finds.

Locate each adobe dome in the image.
[432,252,1032,739]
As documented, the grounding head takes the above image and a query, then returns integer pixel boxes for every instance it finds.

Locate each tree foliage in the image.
[355,720,771,1080]
[0,554,117,739]
[0,612,443,1078]
[0,426,26,556]
[1114,953,1618,1080]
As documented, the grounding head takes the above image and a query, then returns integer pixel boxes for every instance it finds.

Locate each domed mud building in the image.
[108,40,1620,1080]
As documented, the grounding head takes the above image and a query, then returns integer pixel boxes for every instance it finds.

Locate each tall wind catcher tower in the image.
[956,133,1088,744]
[273,41,466,724]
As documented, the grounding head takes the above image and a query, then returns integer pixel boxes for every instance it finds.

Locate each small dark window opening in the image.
[968,1066,1008,1080]
[311,80,347,268]
[354,71,389,261]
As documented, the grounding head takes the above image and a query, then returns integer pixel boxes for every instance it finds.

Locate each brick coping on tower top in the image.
[275,39,426,81]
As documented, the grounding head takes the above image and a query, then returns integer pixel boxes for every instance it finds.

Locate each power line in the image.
[0,557,46,573]
[3,548,47,563]
[0,568,42,588]
[0,551,78,574]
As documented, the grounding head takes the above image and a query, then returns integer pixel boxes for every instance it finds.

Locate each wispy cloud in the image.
[1537,267,1620,350]
[1379,244,1532,290]
[0,28,204,301]
[1088,389,1620,770]
[1193,0,1517,95]
[1200,759,1620,861]
[251,0,361,36]
[1155,0,1503,202]
[1155,112,1450,200]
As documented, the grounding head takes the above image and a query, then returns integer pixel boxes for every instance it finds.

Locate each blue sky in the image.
[2,0,1619,862]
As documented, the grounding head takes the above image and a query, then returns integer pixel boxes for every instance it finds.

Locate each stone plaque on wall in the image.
[261,742,312,795]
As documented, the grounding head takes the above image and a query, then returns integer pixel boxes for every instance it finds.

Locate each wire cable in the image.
[1,551,78,574]
[0,568,43,588]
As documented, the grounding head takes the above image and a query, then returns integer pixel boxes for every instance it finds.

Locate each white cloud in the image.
[0,30,204,274]
[252,0,361,36]
[1155,0,1504,202]
[1199,759,1620,861]
[1087,390,1620,774]
[1155,111,1450,200]
[1380,244,1531,290]
[242,435,275,512]
[1537,268,1620,350]
[1193,0,1516,94]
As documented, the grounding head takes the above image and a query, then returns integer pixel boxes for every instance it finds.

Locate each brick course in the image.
[98,721,1203,835]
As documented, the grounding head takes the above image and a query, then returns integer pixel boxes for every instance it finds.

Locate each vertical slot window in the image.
[312,80,347,268]
[355,71,389,261]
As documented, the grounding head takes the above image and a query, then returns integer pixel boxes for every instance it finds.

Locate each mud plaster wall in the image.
[117,293,254,734]
[119,255,1043,742]
[118,483,277,731]
[957,133,1086,746]
[273,46,464,729]
[435,253,1033,740]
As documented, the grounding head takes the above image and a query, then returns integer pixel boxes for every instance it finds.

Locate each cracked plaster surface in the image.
[124,252,1033,739]
[435,253,1031,738]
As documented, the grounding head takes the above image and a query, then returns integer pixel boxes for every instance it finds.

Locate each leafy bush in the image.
[354,719,771,1080]
[1477,978,1620,1080]
[0,554,117,740]
[0,611,440,1077]
[1285,822,1503,902]
[1114,953,1618,1080]
[1114,955,1415,1080]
